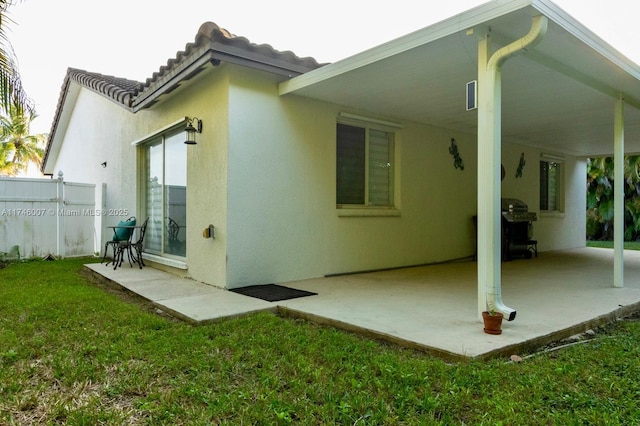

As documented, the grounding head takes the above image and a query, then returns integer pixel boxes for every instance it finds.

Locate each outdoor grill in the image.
[501,198,537,260]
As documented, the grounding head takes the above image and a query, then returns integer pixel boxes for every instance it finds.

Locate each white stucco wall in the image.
[49,85,140,254]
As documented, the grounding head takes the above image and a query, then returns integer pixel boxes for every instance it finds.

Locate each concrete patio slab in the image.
[85,263,274,323]
[159,292,277,324]
[85,247,640,361]
[278,249,640,359]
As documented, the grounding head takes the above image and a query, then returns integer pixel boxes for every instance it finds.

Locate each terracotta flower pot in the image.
[482,311,504,335]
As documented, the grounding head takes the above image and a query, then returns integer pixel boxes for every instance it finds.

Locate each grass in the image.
[2,258,640,424]
[587,240,640,250]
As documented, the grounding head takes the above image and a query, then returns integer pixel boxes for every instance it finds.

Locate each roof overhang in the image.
[42,22,325,175]
[42,78,81,175]
[280,0,640,157]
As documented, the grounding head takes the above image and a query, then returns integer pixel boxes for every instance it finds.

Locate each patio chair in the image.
[167,217,180,243]
[167,217,186,256]
[128,217,149,269]
[112,217,149,269]
[112,217,138,269]
[102,216,136,267]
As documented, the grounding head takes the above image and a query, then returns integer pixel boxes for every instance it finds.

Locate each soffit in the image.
[280,0,640,157]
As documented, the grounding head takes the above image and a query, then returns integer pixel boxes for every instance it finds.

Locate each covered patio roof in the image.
[280,0,640,157]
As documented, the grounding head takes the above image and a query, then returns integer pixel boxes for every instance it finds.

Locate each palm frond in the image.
[0,1,32,113]
[0,95,44,176]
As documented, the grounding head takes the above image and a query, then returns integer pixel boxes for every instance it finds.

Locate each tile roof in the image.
[142,22,323,94]
[130,22,324,111]
[62,22,324,111]
[66,68,143,107]
[43,22,325,171]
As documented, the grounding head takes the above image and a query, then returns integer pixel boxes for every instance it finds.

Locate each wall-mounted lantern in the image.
[184,117,203,145]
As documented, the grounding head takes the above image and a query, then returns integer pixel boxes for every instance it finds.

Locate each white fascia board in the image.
[531,0,640,108]
[279,0,533,96]
[43,82,81,175]
[532,0,640,79]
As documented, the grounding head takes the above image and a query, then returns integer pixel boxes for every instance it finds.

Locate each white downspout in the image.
[477,15,548,321]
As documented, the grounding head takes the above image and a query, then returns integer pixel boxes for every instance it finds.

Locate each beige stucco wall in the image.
[535,156,586,252]
[177,70,230,288]
[222,65,586,288]
[224,66,483,287]
[126,69,231,287]
[501,142,586,252]
[50,64,587,289]
[50,70,232,287]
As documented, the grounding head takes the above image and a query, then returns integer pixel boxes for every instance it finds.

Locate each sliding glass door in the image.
[144,130,187,258]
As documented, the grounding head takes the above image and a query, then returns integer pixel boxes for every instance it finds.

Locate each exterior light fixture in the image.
[184,117,203,145]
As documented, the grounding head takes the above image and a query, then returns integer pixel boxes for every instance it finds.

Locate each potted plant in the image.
[482,309,504,335]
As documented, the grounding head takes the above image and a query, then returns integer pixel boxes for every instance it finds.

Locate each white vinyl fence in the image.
[0,172,96,259]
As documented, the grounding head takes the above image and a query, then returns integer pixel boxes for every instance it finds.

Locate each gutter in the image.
[482,15,548,321]
[487,15,548,71]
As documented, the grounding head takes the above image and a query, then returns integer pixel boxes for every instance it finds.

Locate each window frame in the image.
[539,157,564,213]
[138,126,188,262]
[336,116,399,216]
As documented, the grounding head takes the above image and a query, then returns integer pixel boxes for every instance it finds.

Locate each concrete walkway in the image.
[85,247,640,360]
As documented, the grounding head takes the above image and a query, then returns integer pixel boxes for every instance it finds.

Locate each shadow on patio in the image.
[86,247,640,361]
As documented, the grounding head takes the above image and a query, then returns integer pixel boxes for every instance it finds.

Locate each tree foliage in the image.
[0,97,45,175]
[0,0,42,175]
[586,156,640,241]
[0,0,31,113]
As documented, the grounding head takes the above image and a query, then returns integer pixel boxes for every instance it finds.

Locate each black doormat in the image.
[230,284,317,302]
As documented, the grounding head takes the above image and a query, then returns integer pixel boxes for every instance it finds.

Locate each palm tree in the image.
[0,97,44,175]
[587,155,640,242]
[0,0,31,113]
[586,157,614,239]
[623,155,640,240]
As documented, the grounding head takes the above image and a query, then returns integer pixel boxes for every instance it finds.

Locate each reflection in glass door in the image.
[144,130,187,258]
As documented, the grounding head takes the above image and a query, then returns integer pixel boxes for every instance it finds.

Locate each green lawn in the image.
[1,258,640,424]
[587,240,640,250]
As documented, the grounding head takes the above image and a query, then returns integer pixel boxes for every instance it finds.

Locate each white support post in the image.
[476,15,547,322]
[476,35,499,321]
[614,94,625,288]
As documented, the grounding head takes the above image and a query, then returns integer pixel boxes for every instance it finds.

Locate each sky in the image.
[6,0,640,135]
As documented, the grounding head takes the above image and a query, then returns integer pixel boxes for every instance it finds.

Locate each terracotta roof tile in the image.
[67,68,143,107]
[135,22,324,109]
[43,22,326,172]
[65,21,324,110]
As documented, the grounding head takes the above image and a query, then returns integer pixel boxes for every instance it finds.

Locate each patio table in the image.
[102,225,142,269]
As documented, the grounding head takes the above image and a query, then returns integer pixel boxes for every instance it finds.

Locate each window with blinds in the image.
[336,122,394,207]
[540,160,562,211]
